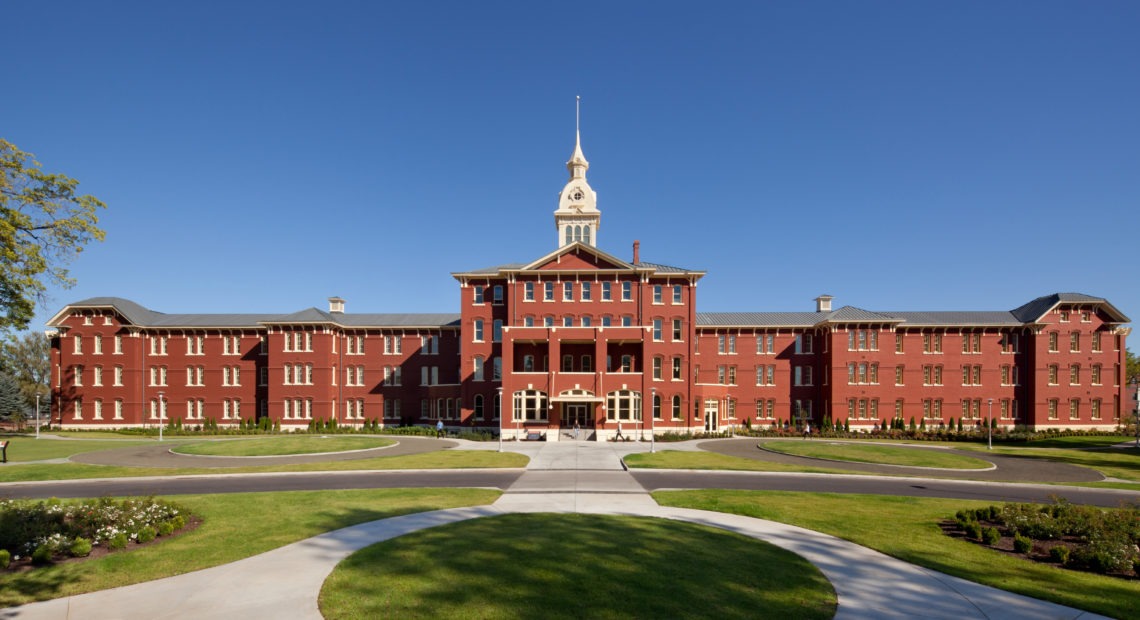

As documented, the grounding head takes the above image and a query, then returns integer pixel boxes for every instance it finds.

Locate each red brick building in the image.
[47,134,1132,437]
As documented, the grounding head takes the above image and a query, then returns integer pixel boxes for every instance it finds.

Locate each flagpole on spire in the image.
[576,95,580,135]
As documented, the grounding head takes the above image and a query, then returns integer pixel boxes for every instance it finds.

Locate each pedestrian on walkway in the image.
[803,422,811,440]
[616,422,623,441]
[573,422,580,439]
[436,420,444,438]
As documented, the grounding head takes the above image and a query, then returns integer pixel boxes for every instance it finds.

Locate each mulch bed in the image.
[2,515,202,574]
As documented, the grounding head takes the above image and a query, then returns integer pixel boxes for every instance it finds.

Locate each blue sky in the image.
[6,1,1139,329]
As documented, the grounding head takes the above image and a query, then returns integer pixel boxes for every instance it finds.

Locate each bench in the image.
[525,432,544,441]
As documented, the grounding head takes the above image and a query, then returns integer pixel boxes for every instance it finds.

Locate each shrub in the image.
[981,527,1001,546]
[1050,545,1070,564]
[170,514,187,530]
[31,544,53,566]
[1070,534,1138,574]
[0,549,9,569]
[136,526,157,544]
[963,521,982,540]
[70,537,92,557]
[157,521,175,537]
[108,533,128,550]
[1013,533,1033,554]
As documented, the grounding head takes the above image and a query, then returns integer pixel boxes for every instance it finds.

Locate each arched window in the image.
[606,389,641,421]
[513,390,549,422]
[672,395,682,419]
[474,394,484,418]
[653,394,661,419]
[473,355,484,382]
[583,225,591,245]
[564,225,573,245]
[574,225,582,242]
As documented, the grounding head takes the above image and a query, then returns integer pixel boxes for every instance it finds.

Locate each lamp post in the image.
[986,398,993,450]
[35,392,42,439]
[650,387,656,453]
[1132,377,1138,449]
[158,391,165,442]
[497,387,503,452]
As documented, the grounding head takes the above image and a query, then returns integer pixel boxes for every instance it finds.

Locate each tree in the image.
[0,373,24,423]
[1,138,106,332]
[1127,348,1140,383]
[0,331,49,415]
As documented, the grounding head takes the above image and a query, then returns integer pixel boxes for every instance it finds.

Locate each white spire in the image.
[567,95,589,178]
[555,96,599,248]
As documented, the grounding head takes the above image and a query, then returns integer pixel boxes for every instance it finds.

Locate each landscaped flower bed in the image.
[0,497,191,570]
[946,499,1140,577]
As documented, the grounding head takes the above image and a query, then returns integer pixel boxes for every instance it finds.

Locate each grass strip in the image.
[762,440,992,469]
[320,513,835,620]
[625,449,855,473]
[0,488,499,606]
[172,436,395,456]
[654,490,1140,619]
[0,438,161,462]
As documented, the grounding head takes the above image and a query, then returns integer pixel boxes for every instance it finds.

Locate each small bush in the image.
[170,514,186,530]
[1050,546,1071,564]
[981,527,1001,546]
[0,549,9,569]
[157,521,175,537]
[136,526,157,544]
[69,537,92,557]
[31,544,53,566]
[108,533,128,550]
[963,521,982,540]
[1013,533,1033,554]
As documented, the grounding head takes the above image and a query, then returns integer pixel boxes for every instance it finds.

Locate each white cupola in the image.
[554,97,600,248]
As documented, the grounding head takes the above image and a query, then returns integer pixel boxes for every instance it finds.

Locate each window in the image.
[493,357,502,381]
[621,281,632,301]
[601,316,611,327]
[672,395,682,420]
[794,333,813,354]
[728,366,737,385]
[73,335,83,354]
[581,355,593,372]
[717,366,726,384]
[621,316,632,327]
[653,285,662,304]
[114,335,123,355]
[1069,364,1080,385]
[1069,398,1080,420]
[1070,332,1080,353]
[523,316,534,327]
[1048,364,1059,385]
[717,335,725,353]
[1001,365,1011,386]
[92,365,103,386]
[1048,332,1058,352]
[672,319,682,341]
[895,333,904,353]
[1092,332,1102,352]
[563,316,573,327]
[1059,310,1070,322]
[673,285,682,304]
[1001,333,1020,353]
[223,335,242,355]
[653,357,662,380]
[1091,398,1102,420]
[1081,311,1091,323]
[513,390,549,421]
[544,316,554,327]
[473,395,484,418]
[581,282,592,301]
[794,366,811,386]
[671,356,682,380]
[259,367,268,386]
[605,390,641,422]
[473,356,484,381]
[473,285,484,304]
[621,355,634,373]
[493,285,503,304]
[114,366,123,386]
[72,365,83,386]
[422,335,438,354]
[653,319,662,341]
[728,335,736,353]
[544,282,554,301]
[1091,364,1102,385]
[962,333,981,354]
[895,366,904,385]
[524,282,534,301]
[473,319,484,342]
[922,333,942,353]
[601,281,612,301]
[562,354,574,372]
[563,282,573,301]
[149,335,168,355]
[259,336,268,355]
[756,334,774,355]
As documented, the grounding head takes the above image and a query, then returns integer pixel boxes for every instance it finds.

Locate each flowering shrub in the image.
[0,497,189,567]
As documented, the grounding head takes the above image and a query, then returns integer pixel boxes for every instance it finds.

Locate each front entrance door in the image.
[704,400,719,432]
[564,404,593,429]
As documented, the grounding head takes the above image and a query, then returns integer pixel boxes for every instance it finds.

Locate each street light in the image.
[987,398,993,451]
[650,387,656,453]
[35,392,42,439]
[497,387,504,452]
[158,391,165,442]
[1131,377,1138,449]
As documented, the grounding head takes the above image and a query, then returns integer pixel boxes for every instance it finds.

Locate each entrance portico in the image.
[553,389,602,441]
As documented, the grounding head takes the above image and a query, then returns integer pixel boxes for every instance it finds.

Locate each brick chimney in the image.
[328,297,345,313]
[633,240,640,265]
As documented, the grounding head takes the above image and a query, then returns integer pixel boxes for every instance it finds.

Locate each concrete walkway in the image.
[2,440,1111,619]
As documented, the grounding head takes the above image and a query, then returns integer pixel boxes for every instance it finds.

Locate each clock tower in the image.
[554,103,600,248]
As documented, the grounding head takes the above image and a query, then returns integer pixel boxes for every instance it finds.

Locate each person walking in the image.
[436,419,444,438]
[573,422,580,440]
[803,422,811,440]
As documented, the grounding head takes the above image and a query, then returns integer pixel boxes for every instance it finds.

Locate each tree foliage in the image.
[0,373,24,421]
[0,331,49,415]
[1127,348,1140,383]
[1,139,106,332]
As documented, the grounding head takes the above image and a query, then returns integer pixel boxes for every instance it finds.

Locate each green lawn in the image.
[0,450,528,482]
[172,435,395,456]
[624,449,854,473]
[952,441,1140,482]
[762,440,993,469]
[0,488,500,606]
[655,490,1140,619]
[320,513,835,620]
[0,438,163,462]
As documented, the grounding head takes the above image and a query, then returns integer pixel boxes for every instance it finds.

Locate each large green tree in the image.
[0,372,25,422]
[1,138,106,332]
[1127,348,1140,384]
[0,331,49,416]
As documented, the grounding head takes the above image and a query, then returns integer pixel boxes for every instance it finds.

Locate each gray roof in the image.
[1010,293,1115,323]
[881,311,1022,327]
[53,298,460,329]
[697,312,825,327]
[634,261,703,274]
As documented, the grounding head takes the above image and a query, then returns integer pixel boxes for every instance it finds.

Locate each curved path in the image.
[702,438,1106,482]
[3,440,1113,620]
